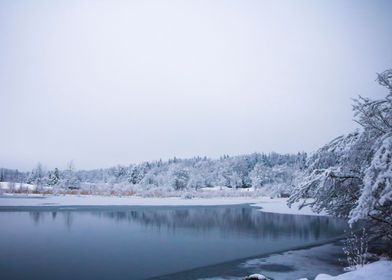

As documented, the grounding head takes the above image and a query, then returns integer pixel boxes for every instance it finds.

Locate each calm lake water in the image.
[0,205,347,280]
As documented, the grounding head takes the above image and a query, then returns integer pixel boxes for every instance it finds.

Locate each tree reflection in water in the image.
[28,206,347,240]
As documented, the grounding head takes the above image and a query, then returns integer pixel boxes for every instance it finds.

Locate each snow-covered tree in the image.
[62,161,80,189]
[167,165,189,190]
[27,163,46,191]
[289,131,369,217]
[289,68,392,245]
[350,133,392,241]
[128,163,149,185]
[0,169,4,182]
[249,163,271,189]
[47,168,60,186]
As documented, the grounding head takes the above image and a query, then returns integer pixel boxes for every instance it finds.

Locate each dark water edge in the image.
[0,204,348,280]
[148,238,347,280]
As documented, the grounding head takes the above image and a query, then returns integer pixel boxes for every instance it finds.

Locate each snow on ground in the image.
[314,260,392,280]
[0,182,36,191]
[251,197,325,216]
[0,194,263,207]
[201,186,257,192]
[0,194,321,216]
[199,245,392,280]
[200,186,233,191]
[240,243,345,280]
[198,243,346,280]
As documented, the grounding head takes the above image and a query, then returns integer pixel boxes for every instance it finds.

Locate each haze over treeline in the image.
[1,0,392,170]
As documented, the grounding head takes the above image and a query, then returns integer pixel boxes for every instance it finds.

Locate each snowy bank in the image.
[240,243,345,280]
[314,260,392,280]
[0,195,263,207]
[251,197,325,216]
[198,243,346,280]
[0,194,322,216]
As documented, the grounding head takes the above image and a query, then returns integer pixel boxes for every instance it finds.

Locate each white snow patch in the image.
[251,197,325,216]
[200,186,233,191]
[0,182,36,191]
[0,194,323,217]
[0,194,263,207]
[241,243,344,280]
[314,260,392,280]
[245,274,267,280]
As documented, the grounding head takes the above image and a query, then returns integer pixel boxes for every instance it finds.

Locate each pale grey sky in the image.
[1,0,392,170]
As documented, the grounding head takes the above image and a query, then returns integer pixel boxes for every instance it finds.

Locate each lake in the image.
[0,205,347,280]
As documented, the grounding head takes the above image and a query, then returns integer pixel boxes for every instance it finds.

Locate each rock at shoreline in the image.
[244,273,268,280]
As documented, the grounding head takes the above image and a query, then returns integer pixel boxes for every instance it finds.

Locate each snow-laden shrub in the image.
[343,228,369,270]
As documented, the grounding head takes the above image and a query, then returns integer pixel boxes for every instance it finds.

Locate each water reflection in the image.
[28,207,346,240]
[29,210,74,227]
[2,206,348,280]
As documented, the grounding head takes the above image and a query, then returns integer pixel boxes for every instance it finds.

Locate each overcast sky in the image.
[1,0,392,171]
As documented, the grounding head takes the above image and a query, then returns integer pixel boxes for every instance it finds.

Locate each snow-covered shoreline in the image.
[0,194,321,216]
[314,260,392,280]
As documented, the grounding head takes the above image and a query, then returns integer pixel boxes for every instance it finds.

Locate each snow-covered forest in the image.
[0,152,306,197]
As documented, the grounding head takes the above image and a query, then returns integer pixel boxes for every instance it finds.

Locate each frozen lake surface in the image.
[0,204,347,280]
